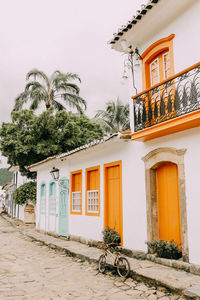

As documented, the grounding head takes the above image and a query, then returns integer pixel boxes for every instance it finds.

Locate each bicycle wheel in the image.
[98,254,107,273]
[116,257,130,278]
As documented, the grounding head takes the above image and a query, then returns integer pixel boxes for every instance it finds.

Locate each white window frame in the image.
[150,58,160,102]
[87,190,99,213]
[163,52,170,80]
[72,191,81,212]
[150,58,160,87]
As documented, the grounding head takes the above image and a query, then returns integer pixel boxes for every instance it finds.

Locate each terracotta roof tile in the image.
[108,0,160,46]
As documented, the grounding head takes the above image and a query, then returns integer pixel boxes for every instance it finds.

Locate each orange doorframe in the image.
[156,162,182,247]
[104,160,123,245]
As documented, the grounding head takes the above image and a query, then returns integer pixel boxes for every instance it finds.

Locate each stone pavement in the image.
[1,215,200,299]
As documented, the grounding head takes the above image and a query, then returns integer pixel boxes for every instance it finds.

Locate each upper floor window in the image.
[71,170,82,214]
[149,51,170,88]
[141,34,175,90]
[85,166,100,216]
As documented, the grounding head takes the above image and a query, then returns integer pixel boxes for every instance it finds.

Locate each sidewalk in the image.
[2,214,200,299]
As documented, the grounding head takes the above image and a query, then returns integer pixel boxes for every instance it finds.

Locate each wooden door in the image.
[104,161,123,244]
[59,178,69,237]
[156,162,182,246]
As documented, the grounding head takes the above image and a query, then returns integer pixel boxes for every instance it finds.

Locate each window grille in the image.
[72,191,81,212]
[87,190,99,213]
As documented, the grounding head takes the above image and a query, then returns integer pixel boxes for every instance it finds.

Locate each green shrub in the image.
[146,239,182,259]
[102,227,121,245]
[14,181,36,205]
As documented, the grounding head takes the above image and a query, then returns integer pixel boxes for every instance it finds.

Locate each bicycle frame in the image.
[102,244,121,267]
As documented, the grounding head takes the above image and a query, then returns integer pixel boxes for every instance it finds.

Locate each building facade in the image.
[4,166,30,221]
[28,0,200,265]
[109,0,200,263]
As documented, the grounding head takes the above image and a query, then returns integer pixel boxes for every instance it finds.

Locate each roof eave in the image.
[108,0,159,51]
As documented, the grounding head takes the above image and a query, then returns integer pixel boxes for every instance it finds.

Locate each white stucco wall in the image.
[140,0,200,72]
[15,204,25,221]
[35,139,147,250]
[35,126,200,264]
[128,0,200,132]
[131,127,200,264]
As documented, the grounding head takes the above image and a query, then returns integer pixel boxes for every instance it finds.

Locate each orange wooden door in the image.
[156,162,182,246]
[104,162,123,243]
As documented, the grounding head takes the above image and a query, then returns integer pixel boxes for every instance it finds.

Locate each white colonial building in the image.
[28,0,200,265]
[3,166,30,221]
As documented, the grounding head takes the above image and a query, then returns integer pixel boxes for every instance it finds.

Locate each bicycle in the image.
[98,242,130,278]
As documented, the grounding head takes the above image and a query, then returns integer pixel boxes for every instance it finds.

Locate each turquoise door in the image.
[59,178,69,237]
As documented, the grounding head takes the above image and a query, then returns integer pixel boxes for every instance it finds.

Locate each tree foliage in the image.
[95,98,130,134]
[14,69,87,113]
[0,168,13,186]
[14,181,36,205]
[0,110,103,179]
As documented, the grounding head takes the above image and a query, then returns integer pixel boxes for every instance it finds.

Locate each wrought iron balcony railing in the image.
[133,63,200,132]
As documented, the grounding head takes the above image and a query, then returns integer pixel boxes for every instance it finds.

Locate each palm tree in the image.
[14,69,87,113]
[95,98,130,134]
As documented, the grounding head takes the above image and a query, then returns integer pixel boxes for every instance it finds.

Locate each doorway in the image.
[104,161,123,244]
[156,162,182,246]
[59,178,69,237]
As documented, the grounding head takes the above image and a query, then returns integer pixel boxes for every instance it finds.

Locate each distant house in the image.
[3,166,30,221]
[2,182,16,216]
[28,0,200,265]
[0,186,5,213]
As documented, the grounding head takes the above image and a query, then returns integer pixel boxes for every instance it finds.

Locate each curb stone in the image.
[2,214,200,299]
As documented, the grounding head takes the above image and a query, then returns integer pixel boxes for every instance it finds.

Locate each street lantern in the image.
[50,167,60,181]
[121,42,143,95]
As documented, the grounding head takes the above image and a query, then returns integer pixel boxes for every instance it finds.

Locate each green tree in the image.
[0,168,13,186]
[14,182,36,205]
[0,110,103,179]
[95,99,130,134]
[14,69,87,113]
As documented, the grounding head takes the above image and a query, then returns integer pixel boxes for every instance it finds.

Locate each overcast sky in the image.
[0,0,144,167]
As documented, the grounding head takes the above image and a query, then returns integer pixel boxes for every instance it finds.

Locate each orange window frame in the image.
[85,166,100,216]
[70,170,82,215]
[141,34,175,90]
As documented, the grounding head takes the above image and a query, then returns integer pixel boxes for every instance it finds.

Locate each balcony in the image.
[132,62,200,141]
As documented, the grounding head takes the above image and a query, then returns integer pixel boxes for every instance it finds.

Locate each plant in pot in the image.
[102,227,121,245]
[146,239,182,259]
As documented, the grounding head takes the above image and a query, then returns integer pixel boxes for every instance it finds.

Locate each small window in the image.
[86,166,100,216]
[71,171,82,214]
[72,191,81,212]
[87,190,99,213]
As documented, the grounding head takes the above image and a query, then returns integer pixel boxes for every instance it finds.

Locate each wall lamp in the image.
[134,47,143,60]
[50,167,60,181]
[121,41,143,95]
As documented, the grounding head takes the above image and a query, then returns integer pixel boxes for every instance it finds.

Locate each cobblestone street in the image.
[0,216,183,300]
